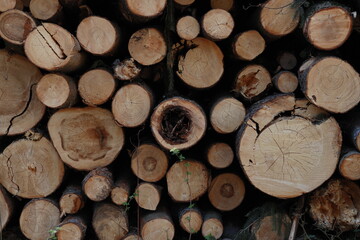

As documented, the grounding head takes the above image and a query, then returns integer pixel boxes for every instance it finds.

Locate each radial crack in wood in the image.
[236,95,342,198]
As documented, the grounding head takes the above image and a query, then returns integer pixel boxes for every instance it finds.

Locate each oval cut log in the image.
[259,0,300,38]
[0,0,23,12]
[48,107,124,171]
[82,167,113,202]
[303,3,353,50]
[25,23,85,72]
[93,203,129,240]
[179,207,203,234]
[0,49,45,136]
[206,142,234,169]
[36,73,77,108]
[176,16,200,40]
[236,95,342,198]
[208,173,245,211]
[177,37,224,89]
[59,185,85,216]
[140,208,175,240]
[128,28,166,66]
[298,56,360,113]
[112,83,153,128]
[166,159,210,202]
[339,150,360,181]
[57,215,87,240]
[151,97,206,150]
[30,0,63,22]
[210,96,246,134]
[0,9,36,45]
[232,30,265,61]
[201,9,234,41]
[78,69,116,106]
[272,71,298,93]
[19,198,61,240]
[134,182,162,211]
[77,16,120,56]
[0,137,64,198]
[131,143,168,182]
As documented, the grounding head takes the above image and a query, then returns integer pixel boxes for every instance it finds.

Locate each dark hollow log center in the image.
[160,107,192,144]
[220,183,234,198]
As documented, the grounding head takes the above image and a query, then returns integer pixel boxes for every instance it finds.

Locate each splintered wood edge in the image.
[236,95,342,198]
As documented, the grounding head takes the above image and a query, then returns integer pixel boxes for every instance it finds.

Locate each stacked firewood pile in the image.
[1,0,360,239]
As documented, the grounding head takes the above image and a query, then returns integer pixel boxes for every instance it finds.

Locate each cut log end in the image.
[36,73,77,108]
[309,179,360,231]
[272,71,298,93]
[167,159,210,202]
[304,5,353,50]
[208,173,245,211]
[30,0,62,21]
[77,16,120,55]
[93,203,129,240]
[179,208,203,234]
[78,69,116,106]
[59,185,84,215]
[120,0,166,22]
[202,9,234,41]
[112,83,153,128]
[48,107,124,171]
[202,212,223,239]
[0,50,45,136]
[234,65,271,100]
[25,23,85,72]
[339,151,360,180]
[135,183,162,211]
[210,97,246,134]
[57,216,87,240]
[260,0,300,38]
[277,52,297,70]
[82,167,113,202]
[20,199,61,240]
[128,28,166,66]
[141,210,175,240]
[237,96,342,198]
[233,30,265,61]
[0,138,64,198]
[0,186,13,231]
[131,144,168,182]
[252,214,291,240]
[113,58,142,81]
[0,9,36,45]
[177,37,224,89]
[299,56,360,113]
[176,16,200,40]
[151,97,207,150]
[0,0,23,12]
[207,142,234,169]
